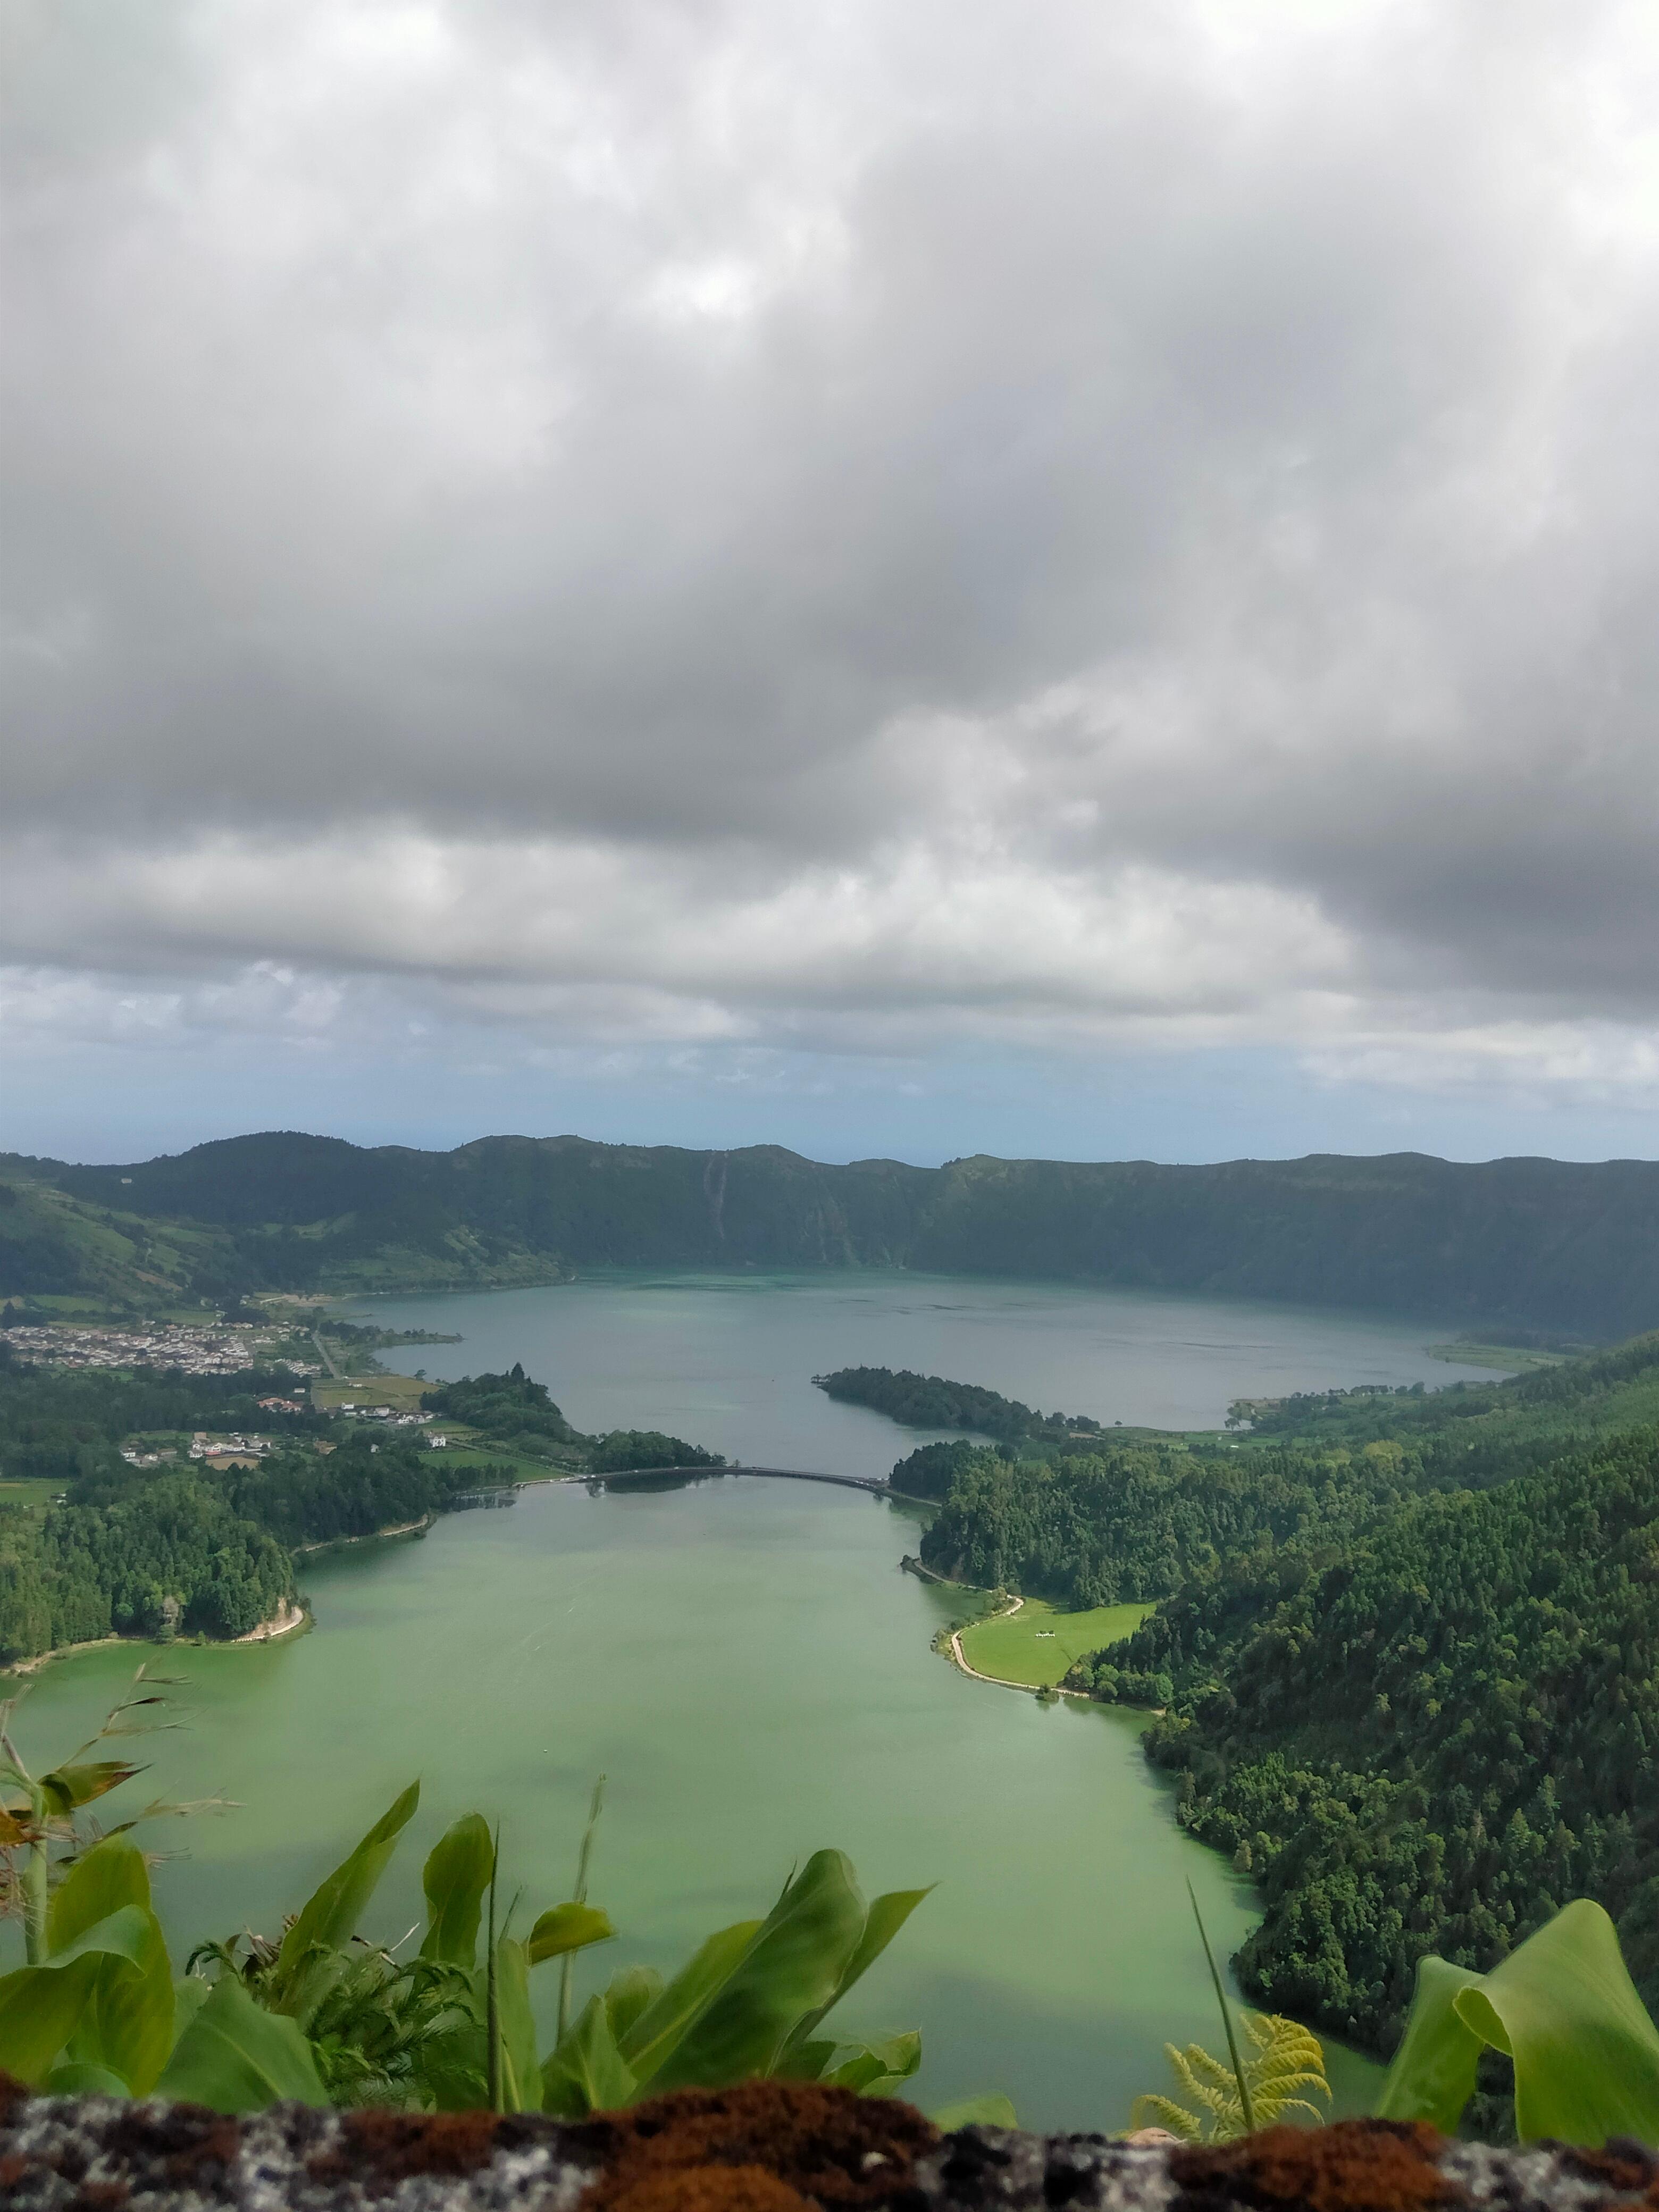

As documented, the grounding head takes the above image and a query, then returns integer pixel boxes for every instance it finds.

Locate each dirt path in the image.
[232,1601,308,1645]
[292,1515,432,1556]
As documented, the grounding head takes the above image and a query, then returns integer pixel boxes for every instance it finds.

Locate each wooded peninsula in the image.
[893,1331,1659,2087]
[0,1348,719,1662]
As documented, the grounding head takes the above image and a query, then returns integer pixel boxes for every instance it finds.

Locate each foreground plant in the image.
[1131,2013,1329,2143]
[0,1714,962,2119]
[1128,1879,1328,2144]
[0,1671,203,1961]
[1374,1899,1659,2146]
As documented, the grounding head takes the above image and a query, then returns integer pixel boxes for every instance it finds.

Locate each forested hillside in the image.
[918,1443,1418,1605]
[10,1130,1659,1334]
[917,1331,1659,2057]
[1126,1437,1659,2055]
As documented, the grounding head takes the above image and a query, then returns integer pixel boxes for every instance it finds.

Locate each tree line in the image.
[914,1331,1659,2057]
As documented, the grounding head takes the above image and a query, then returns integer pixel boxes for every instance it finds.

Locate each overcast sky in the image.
[5,0,1659,1166]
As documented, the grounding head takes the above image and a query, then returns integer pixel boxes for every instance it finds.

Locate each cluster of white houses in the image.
[1,1322,319,1377]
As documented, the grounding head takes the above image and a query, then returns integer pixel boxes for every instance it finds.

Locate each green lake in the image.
[6,1271,1468,2127]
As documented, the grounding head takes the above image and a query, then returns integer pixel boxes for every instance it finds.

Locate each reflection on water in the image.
[590,1469,724,1496]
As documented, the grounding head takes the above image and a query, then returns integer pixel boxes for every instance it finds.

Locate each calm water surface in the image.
[11,1275,1445,2126]
[353,1268,1503,1476]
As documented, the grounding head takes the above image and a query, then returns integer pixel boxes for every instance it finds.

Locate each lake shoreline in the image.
[291,1514,434,1556]
[3,1598,311,1680]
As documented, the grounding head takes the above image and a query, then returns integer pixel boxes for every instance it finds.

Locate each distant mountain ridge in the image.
[6,1129,1659,1337]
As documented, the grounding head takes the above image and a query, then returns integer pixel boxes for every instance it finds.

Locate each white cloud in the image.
[4,0,1659,1134]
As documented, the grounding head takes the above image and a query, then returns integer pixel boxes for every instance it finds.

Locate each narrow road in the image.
[311,1327,341,1379]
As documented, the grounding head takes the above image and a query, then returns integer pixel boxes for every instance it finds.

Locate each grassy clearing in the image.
[0,1478,68,1513]
[959,1595,1153,1687]
[312,1372,431,1411]
[429,1446,555,1482]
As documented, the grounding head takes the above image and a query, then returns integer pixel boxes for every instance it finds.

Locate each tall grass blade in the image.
[559,1777,605,2042]
[485,1823,501,2114]
[1187,1879,1254,2135]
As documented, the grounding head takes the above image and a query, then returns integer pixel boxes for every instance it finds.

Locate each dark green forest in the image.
[13,1129,1659,1333]
[418,1365,721,1472]
[815,1364,1101,1444]
[0,1348,727,1665]
[915,1331,1659,2056]
[420,1365,584,1451]
[0,1347,502,1660]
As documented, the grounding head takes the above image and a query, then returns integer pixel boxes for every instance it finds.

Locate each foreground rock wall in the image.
[5,2077,1658,2212]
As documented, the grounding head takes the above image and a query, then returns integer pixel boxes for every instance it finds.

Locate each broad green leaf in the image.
[421,1813,494,1968]
[0,1906,152,2087]
[39,1761,143,1815]
[780,1886,932,2065]
[39,1905,154,1975]
[492,1939,541,2113]
[48,1833,154,1952]
[825,2031,923,2095]
[270,1781,419,2019]
[931,2094,1018,2130]
[620,1920,763,2087]
[173,1976,212,2039]
[1373,1955,1484,2133]
[1454,1900,1659,2144]
[542,1991,639,2117]
[774,2036,839,2081]
[46,2060,130,2098]
[527,1901,615,1965]
[649,1850,867,2093]
[0,1955,107,2088]
[49,1836,175,2094]
[604,1966,663,2046]
[156,1973,326,2112]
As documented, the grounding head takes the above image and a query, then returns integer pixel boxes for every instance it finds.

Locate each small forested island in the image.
[815,1365,1103,1444]
[900,1331,1659,2071]
[0,1346,720,1665]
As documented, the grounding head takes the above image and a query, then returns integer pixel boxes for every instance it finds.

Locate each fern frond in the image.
[1171,2041,1238,2098]
[1266,2097,1329,2126]
[1136,2013,1330,2143]
[1128,2094,1203,2142]
[1237,2012,1331,2126]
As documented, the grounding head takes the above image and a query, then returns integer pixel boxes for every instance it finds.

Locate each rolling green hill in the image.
[6,1130,1659,1337]
[0,1176,243,1314]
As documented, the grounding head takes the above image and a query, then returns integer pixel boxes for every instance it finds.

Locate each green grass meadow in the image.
[959,1596,1153,1687]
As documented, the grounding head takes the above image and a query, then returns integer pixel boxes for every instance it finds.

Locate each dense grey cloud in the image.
[5,0,1659,1129]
